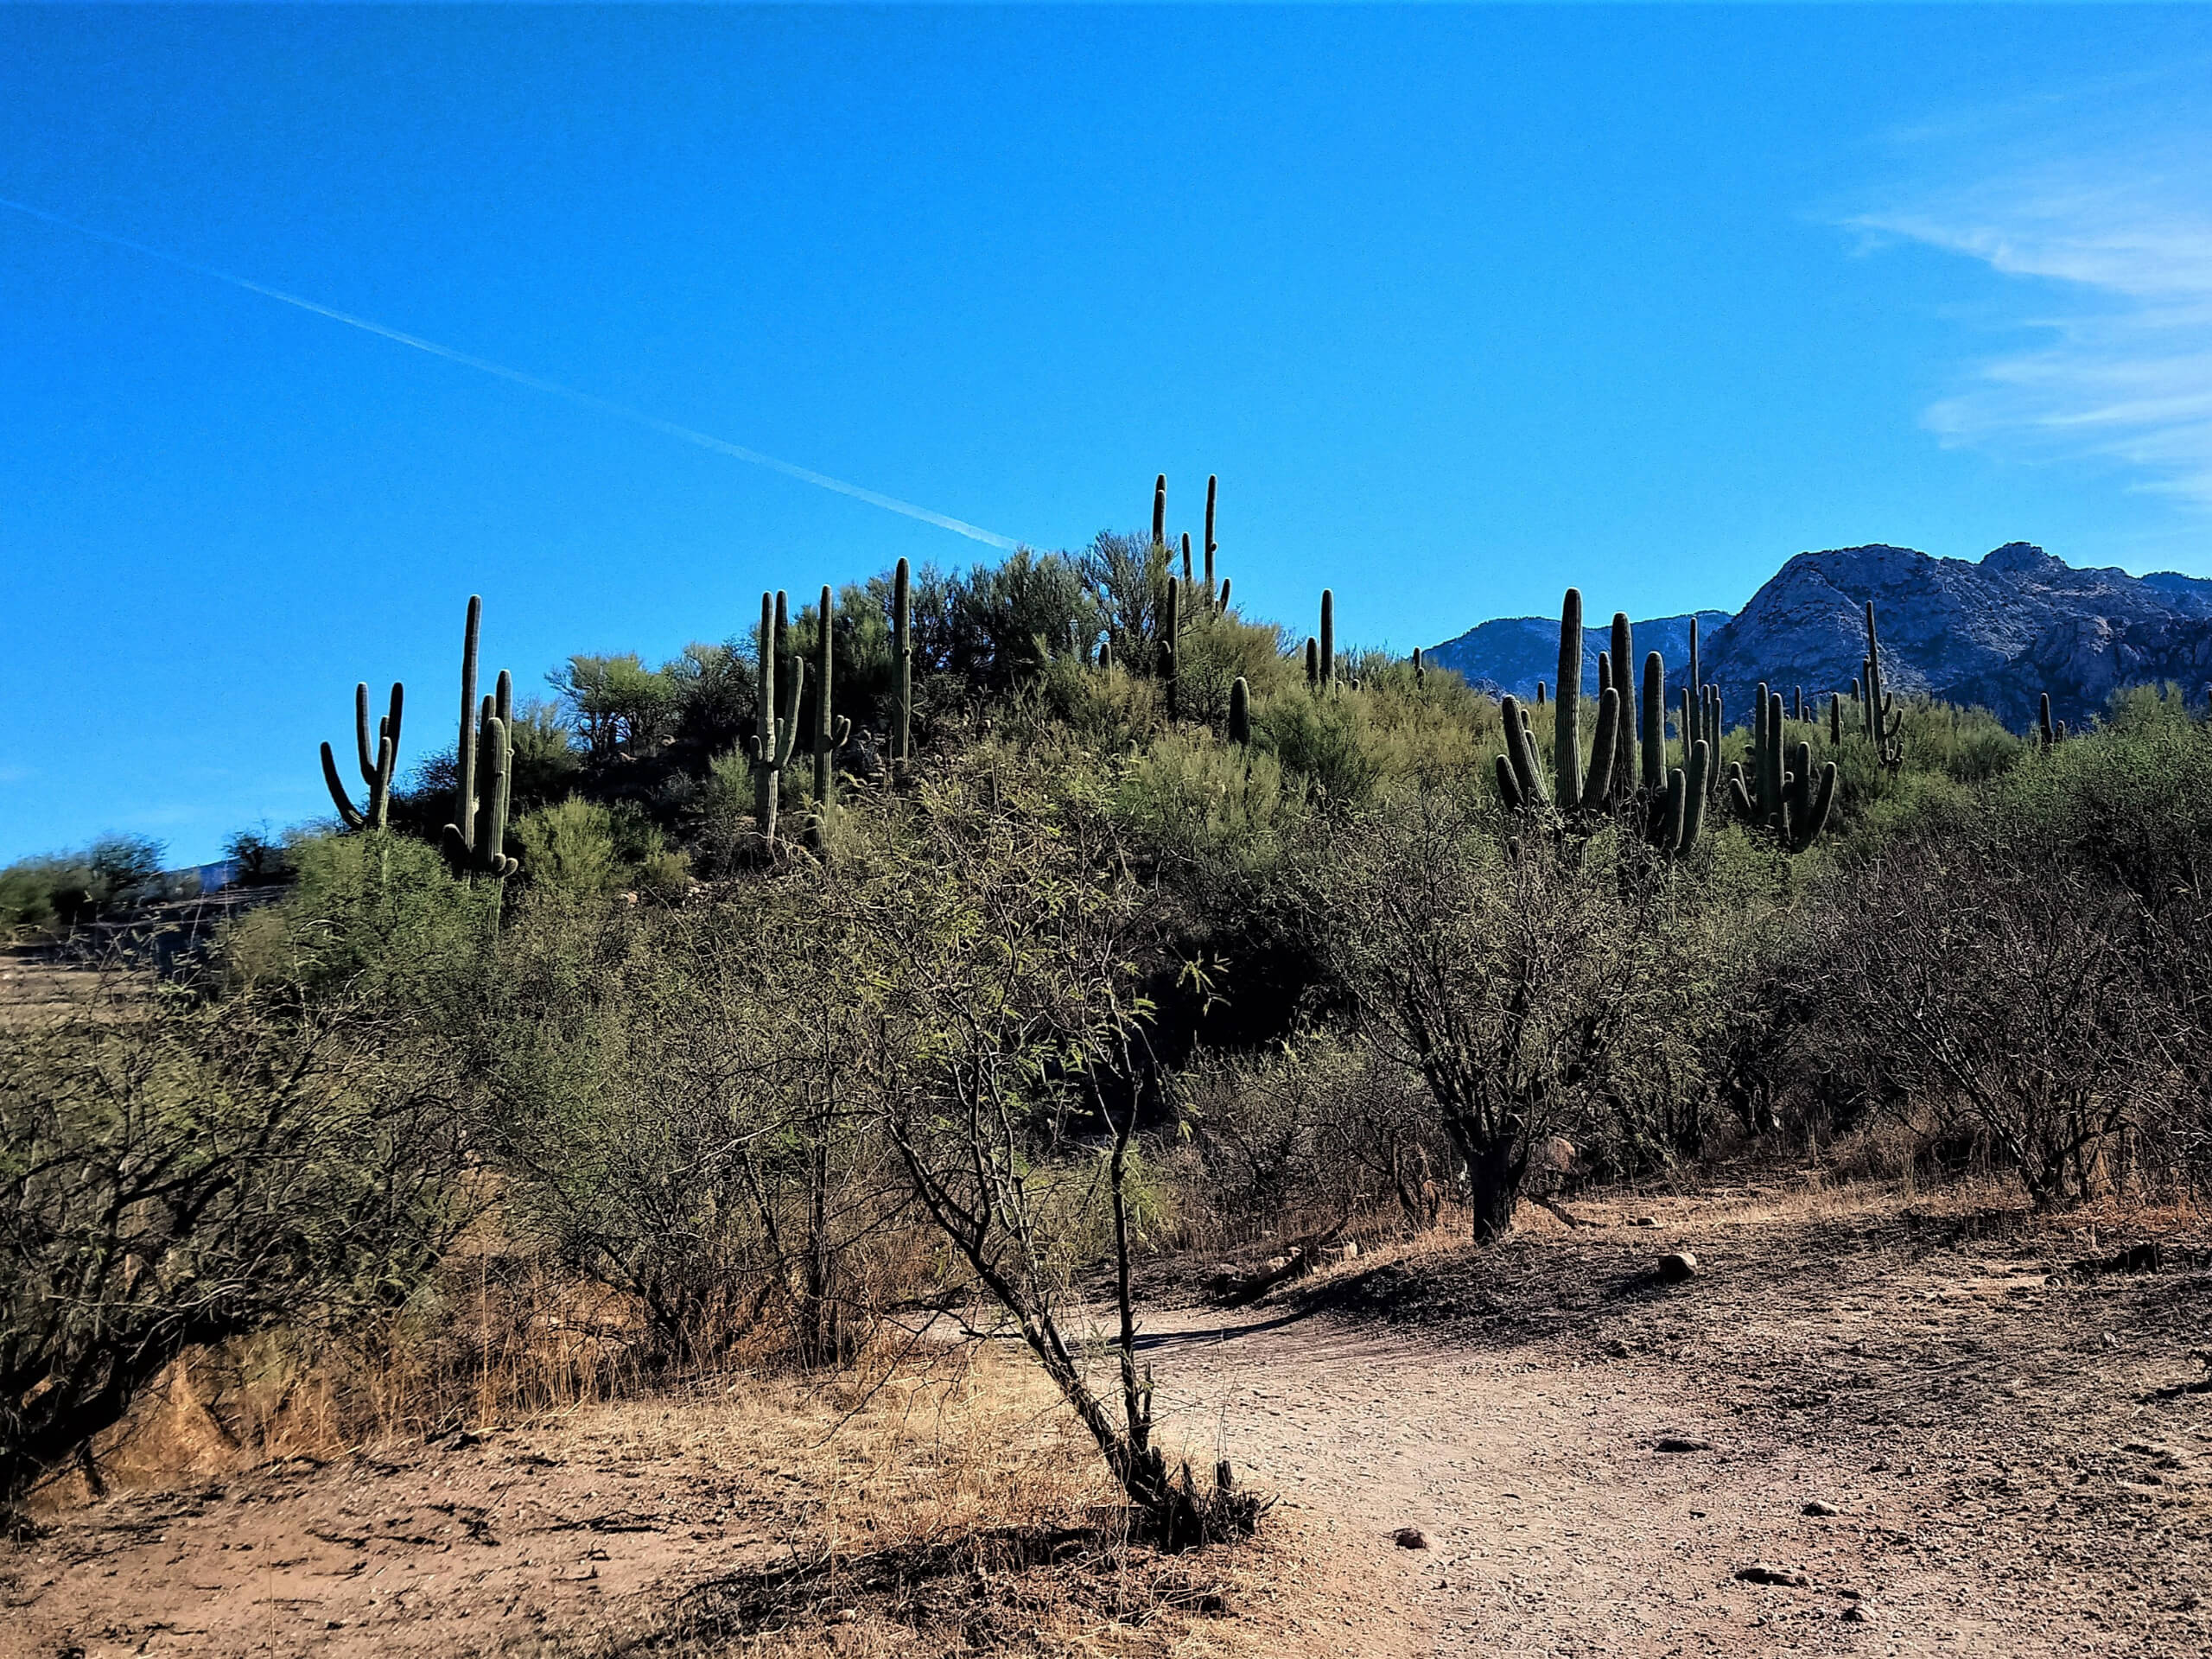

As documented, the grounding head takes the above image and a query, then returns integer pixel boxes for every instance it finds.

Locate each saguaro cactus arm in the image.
[321,679,403,831]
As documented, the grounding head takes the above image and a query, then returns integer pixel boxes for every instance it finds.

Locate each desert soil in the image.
[7,1182,2208,1657]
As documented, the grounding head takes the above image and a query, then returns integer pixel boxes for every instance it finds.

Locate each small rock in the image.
[1840,1604,1866,1623]
[1630,1216,1659,1228]
[1391,1527,1429,1549]
[1734,1564,1810,1587]
[1605,1338,1633,1358]
[1802,1500,1839,1516]
[1657,1251,1698,1282]
[1656,1436,1713,1453]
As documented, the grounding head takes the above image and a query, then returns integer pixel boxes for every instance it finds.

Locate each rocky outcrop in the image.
[1694,543,2212,730]
[1429,543,2212,733]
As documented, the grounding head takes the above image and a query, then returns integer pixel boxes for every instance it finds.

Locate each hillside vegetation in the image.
[7,481,2211,1630]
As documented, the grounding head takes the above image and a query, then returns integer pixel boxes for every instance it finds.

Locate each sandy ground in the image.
[7,1184,2207,1657]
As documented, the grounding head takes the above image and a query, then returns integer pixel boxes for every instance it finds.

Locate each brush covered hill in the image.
[1431,542,2212,730]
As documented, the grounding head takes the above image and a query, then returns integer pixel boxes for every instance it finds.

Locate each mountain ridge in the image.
[1428,543,2212,731]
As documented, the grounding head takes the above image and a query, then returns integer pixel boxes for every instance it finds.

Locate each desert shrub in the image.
[1808,834,2170,1208]
[474,886,898,1369]
[0,980,471,1512]
[221,830,495,1004]
[1178,1037,1451,1243]
[1255,693,1382,809]
[1319,782,1715,1239]
[1171,610,1299,729]
[1077,531,1173,676]
[1114,729,1300,880]
[552,653,683,760]
[0,836,168,938]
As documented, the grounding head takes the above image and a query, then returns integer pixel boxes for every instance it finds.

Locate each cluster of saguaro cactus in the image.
[2038,692,2068,748]
[1724,682,1839,853]
[442,595,520,878]
[749,591,807,844]
[321,679,404,831]
[1860,601,1903,767]
[1492,588,1710,859]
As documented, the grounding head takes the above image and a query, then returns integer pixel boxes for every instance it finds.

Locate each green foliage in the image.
[551,652,683,760]
[0,835,168,938]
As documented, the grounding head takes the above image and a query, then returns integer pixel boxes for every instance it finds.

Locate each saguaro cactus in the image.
[1863,601,1903,767]
[1163,577,1181,719]
[812,585,852,804]
[1181,532,1194,591]
[750,590,805,845]
[1305,636,1320,689]
[1152,474,1167,551]
[1640,652,1665,795]
[1829,692,1842,746]
[321,679,404,831]
[1319,590,1335,686]
[441,595,519,877]
[2037,692,2068,748]
[891,556,913,766]
[1554,588,1584,806]
[1726,687,1839,852]
[1204,475,1220,611]
[1413,645,1427,689]
[1610,613,1636,803]
[1229,675,1251,744]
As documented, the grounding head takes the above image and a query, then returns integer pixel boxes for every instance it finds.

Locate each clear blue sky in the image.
[5,5,2210,866]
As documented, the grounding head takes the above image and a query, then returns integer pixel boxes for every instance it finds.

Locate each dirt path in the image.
[1132,1190,2212,1657]
[8,1187,2208,1657]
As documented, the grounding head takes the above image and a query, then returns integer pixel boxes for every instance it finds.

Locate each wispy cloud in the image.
[1848,81,2212,506]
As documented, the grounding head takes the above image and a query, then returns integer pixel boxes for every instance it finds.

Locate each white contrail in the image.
[0,195,1020,549]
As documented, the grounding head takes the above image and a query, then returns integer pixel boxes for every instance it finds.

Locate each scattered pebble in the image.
[1658,1251,1699,1282]
[1656,1437,1713,1453]
[1802,1500,1839,1516]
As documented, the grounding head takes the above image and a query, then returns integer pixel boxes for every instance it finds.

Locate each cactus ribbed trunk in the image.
[1152,474,1166,550]
[454,594,481,853]
[1611,613,1635,803]
[1319,590,1335,686]
[892,556,912,766]
[1163,578,1180,720]
[1554,588,1584,807]
[755,592,780,840]
[1640,652,1664,795]
[812,585,841,805]
[1203,475,1218,612]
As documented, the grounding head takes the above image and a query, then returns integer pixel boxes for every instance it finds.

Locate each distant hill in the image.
[1427,543,2212,731]
[1426,609,1733,701]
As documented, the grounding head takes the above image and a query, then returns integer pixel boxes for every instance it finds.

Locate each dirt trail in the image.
[1134,1191,2212,1657]
[7,1188,2209,1657]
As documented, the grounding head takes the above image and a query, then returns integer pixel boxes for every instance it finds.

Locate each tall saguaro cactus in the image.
[1554,587,1584,806]
[1863,600,1903,767]
[1319,590,1335,686]
[1163,578,1181,719]
[1152,474,1167,551]
[891,556,913,768]
[441,595,519,877]
[811,585,852,804]
[321,680,404,831]
[750,590,805,845]
[1609,613,1636,803]
[1203,475,1219,612]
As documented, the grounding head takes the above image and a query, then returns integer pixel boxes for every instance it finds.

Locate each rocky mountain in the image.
[1428,543,2212,732]
[1427,609,1733,702]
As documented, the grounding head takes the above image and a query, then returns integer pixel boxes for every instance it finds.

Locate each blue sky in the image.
[4,5,2211,866]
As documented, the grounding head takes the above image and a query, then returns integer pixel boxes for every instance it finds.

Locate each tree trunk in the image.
[1452,1130,1525,1243]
